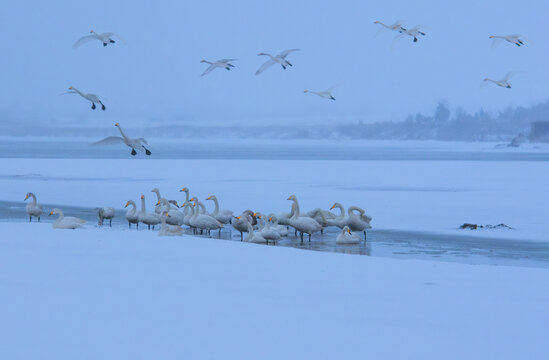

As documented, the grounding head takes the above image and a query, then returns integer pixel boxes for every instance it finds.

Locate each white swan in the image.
[24,192,43,222]
[402,26,426,42]
[232,210,255,240]
[268,214,289,236]
[151,188,166,214]
[490,34,525,47]
[124,200,140,229]
[156,198,185,226]
[374,20,405,33]
[49,208,86,229]
[255,212,281,242]
[189,198,223,235]
[158,212,185,237]
[200,59,236,76]
[346,206,372,238]
[97,207,115,227]
[304,88,336,101]
[91,123,151,156]
[287,195,322,242]
[484,72,517,88]
[179,187,191,203]
[236,216,267,244]
[336,226,362,245]
[206,195,233,224]
[328,202,348,229]
[73,30,125,48]
[138,195,161,230]
[255,49,300,75]
[63,86,105,110]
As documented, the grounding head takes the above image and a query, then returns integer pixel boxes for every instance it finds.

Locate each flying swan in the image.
[63,86,106,110]
[200,59,236,76]
[483,72,518,88]
[91,123,151,156]
[73,30,125,48]
[489,34,525,47]
[304,87,336,101]
[255,49,300,75]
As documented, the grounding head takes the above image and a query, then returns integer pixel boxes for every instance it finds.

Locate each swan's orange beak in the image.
[190,197,197,201]
[24,194,29,200]
[68,86,73,89]
[156,200,161,206]
[115,122,119,126]
[140,195,144,199]
[286,196,292,200]
[489,36,494,39]
[330,204,335,209]
[347,228,351,234]
[269,217,272,222]
[124,201,129,207]
[180,187,188,192]
[206,196,212,200]
[49,211,53,216]
[236,216,241,220]
[90,30,94,33]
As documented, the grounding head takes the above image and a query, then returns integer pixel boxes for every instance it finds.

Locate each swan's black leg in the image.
[281,64,286,70]
[110,39,115,43]
[226,67,230,71]
[413,37,418,42]
[136,223,139,229]
[109,219,112,227]
[103,42,108,46]
[364,231,367,240]
[144,148,151,155]
[240,232,243,241]
[286,61,293,67]
[38,217,40,222]
[128,222,131,229]
[148,224,151,230]
[100,102,106,111]
[29,216,32,222]
[309,233,311,242]
[321,228,324,235]
[131,149,137,156]
[91,103,96,110]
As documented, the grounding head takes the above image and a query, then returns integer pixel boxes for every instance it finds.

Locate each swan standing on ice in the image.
[189,197,224,235]
[304,88,336,101]
[232,210,255,241]
[374,20,406,33]
[255,49,300,75]
[63,86,106,110]
[347,206,372,239]
[287,195,322,242]
[158,212,184,237]
[206,195,233,224]
[49,208,86,229]
[124,200,139,229]
[73,30,125,48]
[97,207,115,227]
[151,188,166,214]
[138,195,161,230]
[24,192,43,222]
[336,226,362,245]
[483,72,518,88]
[200,59,236,76]
[91,123,151,156]
[490,35,525,47]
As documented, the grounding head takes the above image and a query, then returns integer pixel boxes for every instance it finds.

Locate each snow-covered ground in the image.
[1,222,547,359]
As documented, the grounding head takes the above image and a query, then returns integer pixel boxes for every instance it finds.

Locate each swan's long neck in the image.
[257,215,265,231]
[71,87,84,96]
[28,193,37,205]
[54,210,64,225]
[128,201,136,211]
[117,125,129,140]
[335,204,345,220]
[152,189,161,201]
[140,197,146,214]
[348,206,364,216]
[160,215,167,229]
[211,197,220,216]
[244,220,254,241]
[183,190,189,202]
[291,199,301,218]
[191,204,199,219]
[198,202,207,214]
[182,203,190,216]
[263,53,276,60]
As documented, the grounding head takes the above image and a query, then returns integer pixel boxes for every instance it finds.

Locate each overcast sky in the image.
[0,0,547,127]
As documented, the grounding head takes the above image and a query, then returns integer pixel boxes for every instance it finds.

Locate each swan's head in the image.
[24,193,30,201]
[68,86,73,90]
[162,211,169,217]
[206,195,216,201]
[190,197,197,202]
[115,123,120,127]
[253,212,262,219]
[287,195,297,201]
[235,216,241,220]
[304,90,309,93]
[140,195,144,199]
[169,200,179,208]
[156,200,161,206]
[483,78,489,82]
[200,59,207,63]
[124,201,129,208]
[180,187,188,192]
[374,21,380,24]
[489,36,495,39]
[343,226,351,234]
[90,30,95,34]
[151,188,159,193]
[49,208,61,216]
[330,203,339,210]
[257,52,266,56]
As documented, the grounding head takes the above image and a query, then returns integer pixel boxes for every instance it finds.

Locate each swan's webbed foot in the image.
[226,67,230,71]
[518,40,524,45]
[281,65,287,70]
[100,103,106,111]
[91,103,96,110]
[131,149,137,156]
[413,37,418,42]
[110,39,115,43]
[330,96,336,101]
[286,61,293,67]
[103,42,108,47]
[145,148,151,155]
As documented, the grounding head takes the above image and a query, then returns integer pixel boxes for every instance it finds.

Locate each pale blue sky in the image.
[0,0,546,126]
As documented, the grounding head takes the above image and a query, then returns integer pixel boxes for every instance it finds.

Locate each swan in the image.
[304,88,336,101]
[336,226,362,245]
[179,187,191,203]
[236,216,267,244]
[73,30,125,48]
[49,208,86,229]
[268,214,289,236]
[255,212,281,242]
[24,192,43,222]
[232,210,255,241]
[200,59,236,76]
[328,202,348,229]
[402,26,426,42]
[346,206,372,238]
[255,49,300,75]
[307,207,337,233]
[180,201,193,227]
[138,195,161,230]
[483,72,517,88]
[91,123,151,156]
[374,20,405,33]
[287,195,322,242]
[151,188,166,213]
[97,207,115,227]
[206,195,233,224]
[158,212,185,236]
[63,86,106,110]
[490,34,525,47]
[156,198,185,225]
[189,198,223,235]
[124,200,140,229]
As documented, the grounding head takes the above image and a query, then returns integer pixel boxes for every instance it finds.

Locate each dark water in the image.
[3,200,548,268]
[1,139,549,161]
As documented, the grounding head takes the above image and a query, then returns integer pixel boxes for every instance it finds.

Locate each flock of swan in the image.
[23,189,372,245]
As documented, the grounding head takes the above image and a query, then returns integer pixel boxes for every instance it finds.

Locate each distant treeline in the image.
[3,101,548,141]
